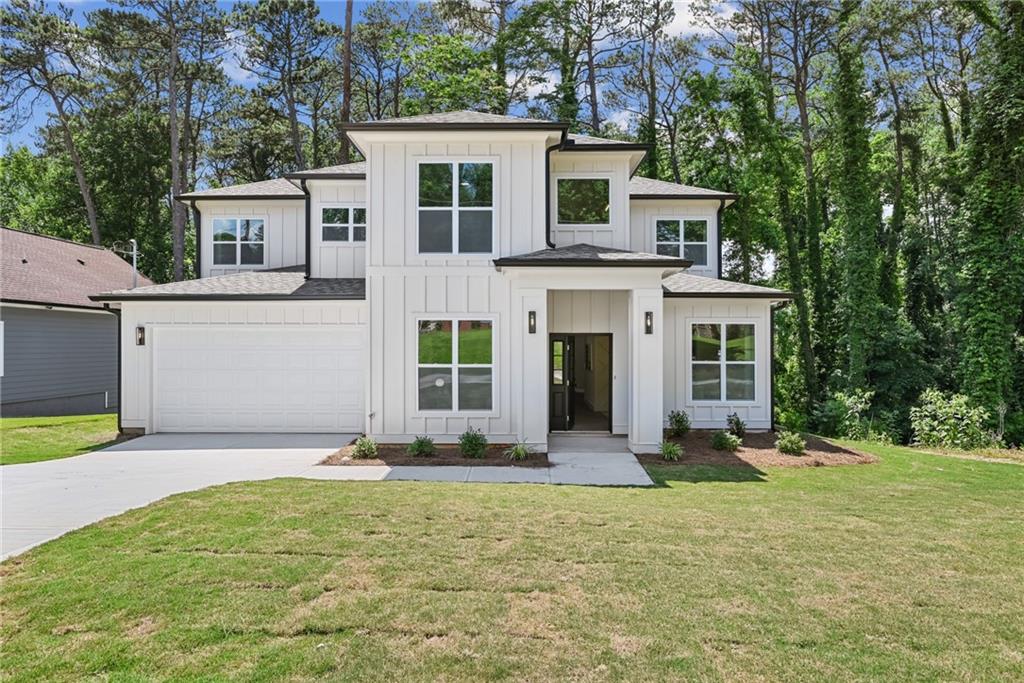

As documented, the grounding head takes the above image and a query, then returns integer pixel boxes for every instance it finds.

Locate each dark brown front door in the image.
[549,334,575,431]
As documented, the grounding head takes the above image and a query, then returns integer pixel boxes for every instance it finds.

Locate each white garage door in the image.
[153,325,365,432]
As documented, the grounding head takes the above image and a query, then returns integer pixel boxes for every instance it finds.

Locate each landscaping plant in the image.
[458,428,488,458]
[910,389,1000,451]
[711,430,741,452]
[775,431,806,455]
[666,410,690,437]
[659,441,683,461]
[352,436,378,459]
[503,441,532,461]
[726,413,746,438]
[407,436,436,457]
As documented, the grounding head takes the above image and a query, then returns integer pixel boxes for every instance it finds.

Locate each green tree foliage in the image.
[399,34,504,114]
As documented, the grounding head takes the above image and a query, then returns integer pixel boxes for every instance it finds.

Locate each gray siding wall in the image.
[1,306,118,416]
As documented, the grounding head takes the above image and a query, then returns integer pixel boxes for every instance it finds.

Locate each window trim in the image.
[414,315,498,416]
[654,215,710,266]
[686,320,758,404]
[553,173,613,227]
[210,215,267,267]
[320,204,366,243]
[414,158,497,256]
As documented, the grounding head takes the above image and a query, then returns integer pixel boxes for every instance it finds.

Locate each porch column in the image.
[512,284,549,452]
[627,287,664,453]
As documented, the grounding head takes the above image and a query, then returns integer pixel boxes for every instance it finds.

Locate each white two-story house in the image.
[94,111,790,453]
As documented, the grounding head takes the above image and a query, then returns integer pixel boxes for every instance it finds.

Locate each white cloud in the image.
[607,109,633,130]
[664,1,733,38]
[223,30,258,86]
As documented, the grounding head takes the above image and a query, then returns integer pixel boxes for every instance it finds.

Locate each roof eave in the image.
[89,293,366,302]
[493,258,692,268]
[663,291,793,299]
[341,121,568,132]
[630,193,739,201]
[174,193,304,201]
[283,172,367,180]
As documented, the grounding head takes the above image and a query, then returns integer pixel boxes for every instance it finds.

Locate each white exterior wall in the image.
[310,179,367,278]
[663,297,773,430]
[630,199,721,277]
[197,200,304,278]
[119,301,368,434]
[550,152,631,249]
[547,290,629,435]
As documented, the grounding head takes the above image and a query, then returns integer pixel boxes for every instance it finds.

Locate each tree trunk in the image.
[586,33,600,132]
[339,0,353,163]
[168,25,186,282]
[794,86,825,326]
[51,93,101,245]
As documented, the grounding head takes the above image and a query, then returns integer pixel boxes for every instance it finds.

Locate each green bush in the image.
[458,428,488,458]
[726,413,746,438]
[910,389,1000,450]
[813,389,895,443]
[503,441,532,461]
[666,410,690,437]
[775,431,806,455]
[407,436,436,457]
[659,441,683,461]
[352,436,378,459]
[711,430,741,452]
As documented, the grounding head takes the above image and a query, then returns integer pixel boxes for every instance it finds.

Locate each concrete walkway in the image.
[1,433,652,560]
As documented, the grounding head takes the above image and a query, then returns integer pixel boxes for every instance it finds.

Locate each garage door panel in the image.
[153,325,365,433]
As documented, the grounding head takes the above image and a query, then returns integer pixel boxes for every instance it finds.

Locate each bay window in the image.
[417,319,494,411]
[213,218,264,266]
[418,162,493,254]
[691,323,755,401]
[656,218,708,265]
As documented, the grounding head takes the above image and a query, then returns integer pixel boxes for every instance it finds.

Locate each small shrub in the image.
[910,389,1000,451]
[458,428,488,458]
[504,441,533,461]
[659,441,683,461]
[352,436,378,459]
[726,413,746,438]
[711,430,741,452]
[775,431,806,455]
[407,435,436,457]
[813,389,896,443]
[666,410,691,437]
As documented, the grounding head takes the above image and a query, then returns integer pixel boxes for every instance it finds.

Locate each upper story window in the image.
[213,218,264,266]
[656,218,708,265]
[418,161,493,254]
[557,178,610,224]
[691,322,755,402]
[322,207,366,242]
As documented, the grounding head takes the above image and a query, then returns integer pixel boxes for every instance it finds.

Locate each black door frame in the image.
[549,332,613,433]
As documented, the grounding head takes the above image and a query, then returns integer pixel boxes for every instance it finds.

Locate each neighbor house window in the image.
[418,162,493,254]
[418,319,493,411]
[213,218,264,266]
[656,218,708,265]
[691,323,755,401]
[322,207,366,242]
[557,177,610,224]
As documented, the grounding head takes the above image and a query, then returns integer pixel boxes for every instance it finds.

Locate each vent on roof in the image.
[21,258,27,264]
[77,258,85,265]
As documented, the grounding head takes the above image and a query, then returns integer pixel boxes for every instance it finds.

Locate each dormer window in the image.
[212,218,265,266]
[556,177,610,224]
[418,161,493,254]
[655,218,708,266]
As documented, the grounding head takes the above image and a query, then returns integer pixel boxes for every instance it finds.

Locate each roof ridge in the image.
[1,226,110,251]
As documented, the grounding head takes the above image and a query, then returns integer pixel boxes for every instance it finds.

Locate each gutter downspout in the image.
[300,179,311,279]
[544,130,568,249]
[716,198,726,279]
[106,304,123,435]
[190,200,201,279]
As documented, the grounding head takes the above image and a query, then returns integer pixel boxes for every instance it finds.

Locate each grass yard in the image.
[0,414,120,465]
[1,442,1022,681]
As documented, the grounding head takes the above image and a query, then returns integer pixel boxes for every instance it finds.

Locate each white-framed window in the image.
[417,161,494,254]
[212,217,265,266]
[555,176,611,225]
[690,322,756,402]
[322,206,366,242]
[656,218,708,265]
[417,318,494,412]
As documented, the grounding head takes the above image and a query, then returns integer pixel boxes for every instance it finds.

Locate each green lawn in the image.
[0,414,120,465]
[2,442,1022,681]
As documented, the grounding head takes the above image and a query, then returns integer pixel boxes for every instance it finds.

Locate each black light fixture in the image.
[135,326,146,346]
[644,311,654,335]
[528,310,537,334]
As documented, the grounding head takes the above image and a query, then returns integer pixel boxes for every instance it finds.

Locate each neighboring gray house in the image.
[0,228,152,417]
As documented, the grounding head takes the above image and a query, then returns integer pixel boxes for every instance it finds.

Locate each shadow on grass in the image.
[644,462,768,486]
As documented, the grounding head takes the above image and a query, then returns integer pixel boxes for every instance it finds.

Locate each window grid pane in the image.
[419,319,493,412]
[690,323,756,401]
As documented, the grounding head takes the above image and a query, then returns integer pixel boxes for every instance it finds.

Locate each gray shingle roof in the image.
[565,133,642,146]
[92,271,365,301]
[286,161,367,179]
[176,178,303,200]
[1,227,153,309]
[494,243,690,267]
[662,272,790,298]
[345,110,560,127]
[629,176,736,199]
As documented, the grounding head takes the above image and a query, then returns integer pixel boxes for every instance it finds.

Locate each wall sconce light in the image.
[644,311,654,335]
[135,326,146,346]
[528,310,537,334]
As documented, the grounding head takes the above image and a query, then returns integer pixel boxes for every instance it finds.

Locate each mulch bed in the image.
[320,442,550,468]
[635,430,877,468]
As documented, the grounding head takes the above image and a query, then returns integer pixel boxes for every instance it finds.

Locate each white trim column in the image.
[628,287,664,453]
[512,283,549,452]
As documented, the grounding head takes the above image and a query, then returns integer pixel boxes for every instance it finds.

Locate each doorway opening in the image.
[549,333,612,432]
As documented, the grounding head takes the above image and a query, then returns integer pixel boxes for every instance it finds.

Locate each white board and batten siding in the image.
[629,199,721,278]
[310,179,367,278]
[120,301,368,434]
[550,152,631,249]
[198,200,304,278]
[663,297,773,430]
